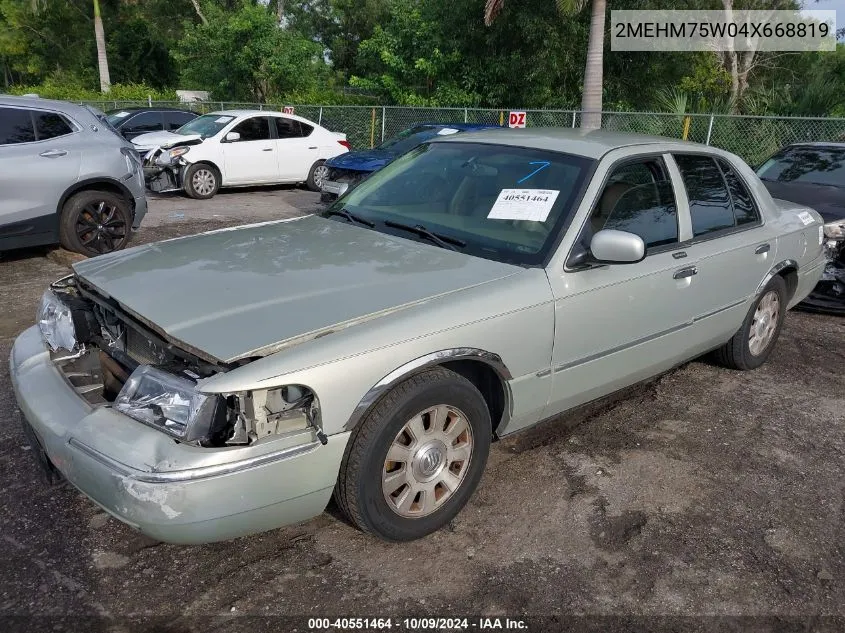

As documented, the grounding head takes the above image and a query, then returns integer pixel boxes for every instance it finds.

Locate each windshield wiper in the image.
[324,208,375,228]
[383,220,466,251]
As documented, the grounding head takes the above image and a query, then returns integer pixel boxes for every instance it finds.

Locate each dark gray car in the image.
[0,96,148,256]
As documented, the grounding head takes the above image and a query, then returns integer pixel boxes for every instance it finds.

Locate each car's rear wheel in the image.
[184,163,220,199]
[714,275,787,370]
[307,160,329,192]
[335,367,491,541]
[58,190,132,256]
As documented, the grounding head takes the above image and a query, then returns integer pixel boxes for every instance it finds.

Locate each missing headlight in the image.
[237,385,325,444]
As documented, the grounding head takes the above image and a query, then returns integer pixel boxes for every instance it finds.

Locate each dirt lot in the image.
[1,187,843,631]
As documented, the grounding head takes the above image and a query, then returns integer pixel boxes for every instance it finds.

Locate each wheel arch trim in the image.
[57,177,136,217]
[757,259,798,294]
[343,348,513,432]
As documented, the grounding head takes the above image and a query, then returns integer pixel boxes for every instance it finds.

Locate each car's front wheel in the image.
[714,275,787,370]
[335,367,491,541]
[58,190,132,256]
[184,163,220,199]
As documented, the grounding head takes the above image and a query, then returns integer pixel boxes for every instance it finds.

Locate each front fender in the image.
[198,268,555,435]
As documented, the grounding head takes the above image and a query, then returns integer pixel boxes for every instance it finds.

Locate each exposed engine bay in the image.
[141,137,203,193]
[46,276,325,448]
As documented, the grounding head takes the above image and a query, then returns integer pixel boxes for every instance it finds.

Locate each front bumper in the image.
[10,326,348,544]
[321,180,349,198]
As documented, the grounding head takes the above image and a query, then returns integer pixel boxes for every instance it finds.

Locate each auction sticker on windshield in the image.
[487,189,560,222]
[215,116,234,123]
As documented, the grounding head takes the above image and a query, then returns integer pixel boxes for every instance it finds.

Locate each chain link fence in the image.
[85,100,845,166]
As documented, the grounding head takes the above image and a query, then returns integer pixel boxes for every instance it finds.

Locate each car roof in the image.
[433,127,706,159]
[0,94,86,112]
[408,122,500,130]
[783,141,845,149]
[106,106,197,113]
[206,109,318,126]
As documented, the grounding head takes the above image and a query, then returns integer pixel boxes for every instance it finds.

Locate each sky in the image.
[805,0,844,34]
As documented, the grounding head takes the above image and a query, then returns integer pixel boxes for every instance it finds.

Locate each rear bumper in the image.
[132,193,147,228]
[790,255,827,309]
[10,326,348,544]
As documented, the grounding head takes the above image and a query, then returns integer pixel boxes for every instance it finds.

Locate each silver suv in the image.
[0,96,148,256]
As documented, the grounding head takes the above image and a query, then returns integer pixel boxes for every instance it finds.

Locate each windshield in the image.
[105,110,133,126]
[174,113,235,138]
[378,125,458,155]
[757,146,845,188]
[322,141,594,266]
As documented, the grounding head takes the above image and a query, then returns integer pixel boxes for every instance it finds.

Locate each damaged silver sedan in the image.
[11,129,826,544]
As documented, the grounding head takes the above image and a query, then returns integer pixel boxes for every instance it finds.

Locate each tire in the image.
[306,160,329,192]
[335,367,491,541]
[58,190,132,256]
[183,163,220,199]
[714,275,787,370]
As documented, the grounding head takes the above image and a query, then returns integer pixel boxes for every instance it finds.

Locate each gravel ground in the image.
[0,188,843,632]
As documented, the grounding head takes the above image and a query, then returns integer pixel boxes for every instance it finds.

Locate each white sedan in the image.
[132,110,350,199]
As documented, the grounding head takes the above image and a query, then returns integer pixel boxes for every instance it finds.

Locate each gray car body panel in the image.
[0,96,148,250]
[11,131,826,543]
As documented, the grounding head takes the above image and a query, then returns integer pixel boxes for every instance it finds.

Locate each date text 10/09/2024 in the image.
[308,618,529,630]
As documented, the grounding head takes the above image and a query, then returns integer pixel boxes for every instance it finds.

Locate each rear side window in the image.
[167,111,196,130]
[275,117,304,139]
[123,111,163,134]
[34,112,73,140]
[0,107,36,145]
[674,154,735,237]
[717,159,759,226]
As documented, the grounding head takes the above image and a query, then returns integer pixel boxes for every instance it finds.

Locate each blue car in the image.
[320,122,500,201]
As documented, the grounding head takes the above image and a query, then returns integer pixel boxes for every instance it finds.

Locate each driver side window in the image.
[587,157,679,252]
[230,116,271,142]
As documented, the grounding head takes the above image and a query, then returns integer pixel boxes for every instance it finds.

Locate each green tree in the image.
[485,0,606,127]
[174,1,326,101]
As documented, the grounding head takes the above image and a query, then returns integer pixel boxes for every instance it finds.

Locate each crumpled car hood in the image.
[72,215,521,364]
[132,130,201,150]
[325,149,395,173]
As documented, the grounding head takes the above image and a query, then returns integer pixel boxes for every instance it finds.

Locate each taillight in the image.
[338,139,351,150]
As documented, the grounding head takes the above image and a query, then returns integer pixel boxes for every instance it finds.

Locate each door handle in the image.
[262,148,273,152]
[672,251,688,259]
[755,243,771,254]
[308,146,318,149]
[673,266,698,280]
[39,149,67,158]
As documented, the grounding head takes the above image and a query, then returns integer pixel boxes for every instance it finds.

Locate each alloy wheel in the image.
[75,200,127,254]
[749,290,780,356]
[382,404,474,518]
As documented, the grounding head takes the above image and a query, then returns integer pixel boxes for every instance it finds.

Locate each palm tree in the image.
[485,0,606,129]
[93,0,110,93]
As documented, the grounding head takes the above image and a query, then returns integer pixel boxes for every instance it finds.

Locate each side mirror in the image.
[590,229,646,264]
[224,131,241,142]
